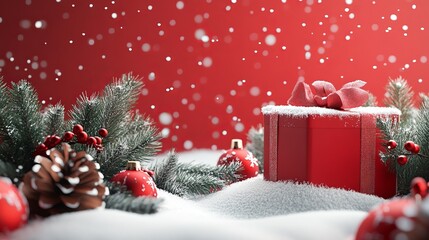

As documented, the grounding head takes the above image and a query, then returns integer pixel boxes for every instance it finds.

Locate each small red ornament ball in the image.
[72,124,84,135]
[87,137,97,146]
[98,128,108,138]
[217,139,259,181]
[387,140,397,149]
[0,177,29,233]
[111,161,158,197]
[412,144,421,154]
[404,141,416,152]
[411,177,428,198]
[94,136,102,145]
[62,131,74,142]
[397,155,408,166]
[77,131,88,143]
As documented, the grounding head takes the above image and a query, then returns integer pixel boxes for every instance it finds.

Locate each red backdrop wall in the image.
[1,0,428,152]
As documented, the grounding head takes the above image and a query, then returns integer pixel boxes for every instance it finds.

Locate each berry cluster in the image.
[387,140,421,166]
[34,124,108,156]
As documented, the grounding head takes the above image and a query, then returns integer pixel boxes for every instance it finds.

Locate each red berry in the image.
[397,155,408,166]
[51,135,62,146]
[43,135,51,145]
[411,177,428,198]
[404,141,416,152]
[387,140,397,150]
[98,128,108,138]
[62,131,75,141]
[73,124,84,134]
[411,144,420,154]
[77,131,88,143]
[87,137,97,146]
[94,136,102,145]
[35,143,48,153]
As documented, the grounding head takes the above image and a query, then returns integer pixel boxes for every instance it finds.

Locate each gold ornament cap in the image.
[126,161,142,171]
[231,139,243,149]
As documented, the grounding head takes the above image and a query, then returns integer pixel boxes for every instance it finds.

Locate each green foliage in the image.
[246,125,264,173]
[378,77,429,195]
[105,183,163,214]
[97,117,161,179]
[43,103,65,135]
[152,152,242,197]
[0,79,45,180]
[383,76,415,124]
[0,74,163,213]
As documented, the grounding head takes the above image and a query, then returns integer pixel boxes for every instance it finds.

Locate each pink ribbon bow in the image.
[287,80,369,110]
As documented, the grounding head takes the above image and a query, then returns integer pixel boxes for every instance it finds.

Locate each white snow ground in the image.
[8,149,384,240]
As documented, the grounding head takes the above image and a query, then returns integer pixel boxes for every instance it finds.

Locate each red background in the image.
[0,0,428,152]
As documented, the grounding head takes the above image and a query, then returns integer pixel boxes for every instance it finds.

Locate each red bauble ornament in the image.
[217,139,259,181]
[111,161,158,197]
[404,141,416,152]
[0,177,29,233]
[412,144,421,154]
[356,178,429,240]
[62,131,74,141]
[387,140,398,149]
[397,155,408,166]
[72,124,84,135]
[77,131,88,143]
[98,128,108,138]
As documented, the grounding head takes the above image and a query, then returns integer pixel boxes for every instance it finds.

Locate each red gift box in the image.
[262,105,401,198]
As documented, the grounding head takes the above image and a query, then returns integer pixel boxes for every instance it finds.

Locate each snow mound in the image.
[7,150,385,240]
[10,208,367,240]
[196,177,384,218]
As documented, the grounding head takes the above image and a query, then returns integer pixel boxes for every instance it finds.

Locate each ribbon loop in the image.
[287,80,369,110]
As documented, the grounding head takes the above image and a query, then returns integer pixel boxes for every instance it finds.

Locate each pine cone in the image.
[21,143,108,217]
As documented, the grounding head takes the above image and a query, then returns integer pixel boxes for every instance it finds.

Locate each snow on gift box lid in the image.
[261,105,401,118]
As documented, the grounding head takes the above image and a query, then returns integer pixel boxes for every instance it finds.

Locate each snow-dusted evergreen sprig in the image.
[97,120,161,179]
[0,79,45,180]
[105,182,163,214]
[378,78,429,194]
[246,125,264,173]
[43,103,65,136]
[68,93,102,143]
[383,76,415,125]
[152,152,242,197]
[377,117,418,195]
[0,74,164,214]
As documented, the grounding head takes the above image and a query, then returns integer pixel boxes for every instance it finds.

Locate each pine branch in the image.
[97,119,161,179]
[383,76,415,124]
[152,152,179,190]
[104,183,163,214]
[169,173,223,197]
[176,161,241,184]
[246,126,264,172]
[152,152,242,197]
[43,103,65,136]
[69,93,101,138]
[99,73,143,143]
[377,113,428,195]
[2,80,44,177]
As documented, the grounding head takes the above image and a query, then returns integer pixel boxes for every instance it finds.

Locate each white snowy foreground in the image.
[9,150,385,240]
